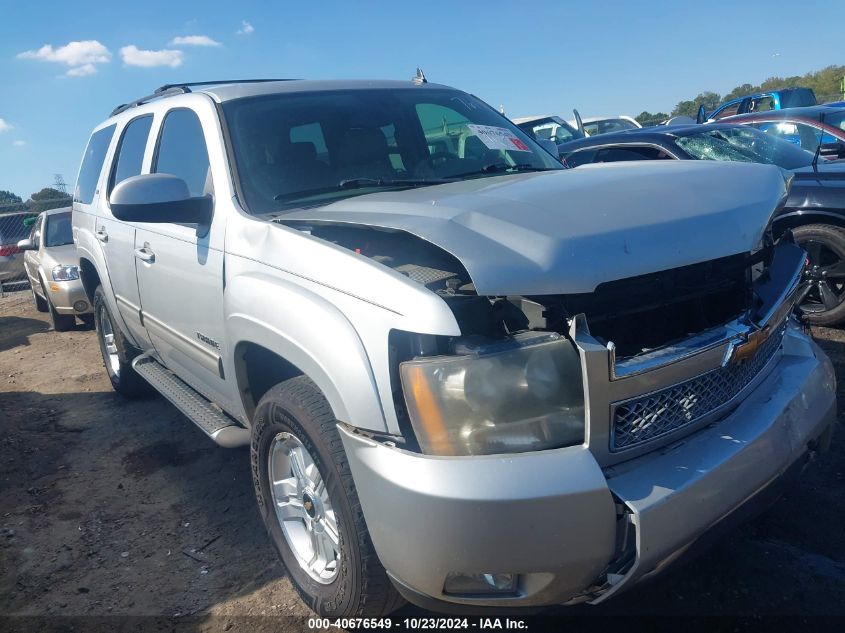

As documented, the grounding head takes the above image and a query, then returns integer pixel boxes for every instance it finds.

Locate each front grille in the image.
[611,320,787,451]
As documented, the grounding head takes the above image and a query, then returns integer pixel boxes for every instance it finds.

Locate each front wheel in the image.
[44,278,75,332]
[31,281,48,313]
[251,376,403,617]
[793,224,845,326]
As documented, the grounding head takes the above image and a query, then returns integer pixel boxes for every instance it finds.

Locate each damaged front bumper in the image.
[339,323,836,610]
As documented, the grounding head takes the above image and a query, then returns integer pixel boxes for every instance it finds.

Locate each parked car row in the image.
[9,75,836,619]
[516,93,845,326]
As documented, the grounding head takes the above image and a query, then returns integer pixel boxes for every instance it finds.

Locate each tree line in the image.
[0,187,72,214]
[635,64,845,126]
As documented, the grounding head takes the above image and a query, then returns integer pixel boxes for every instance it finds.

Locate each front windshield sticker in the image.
[466,124,531,151]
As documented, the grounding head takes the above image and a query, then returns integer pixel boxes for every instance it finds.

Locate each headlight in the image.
[52,265,79,281]
[400,332,585,456]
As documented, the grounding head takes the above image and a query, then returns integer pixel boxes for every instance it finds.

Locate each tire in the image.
[93,285,151,397]
[44,277,75,332]
[793,224,845,327]
[79,314,95,328]
[31,281,48,313]
[251,376,403,617]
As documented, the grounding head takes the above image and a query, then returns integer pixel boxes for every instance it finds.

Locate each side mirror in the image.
[109,174,212,224]
[16,238,34,251]
[696,104,707,124]
[819,142,845,159]
[536,139,560,158]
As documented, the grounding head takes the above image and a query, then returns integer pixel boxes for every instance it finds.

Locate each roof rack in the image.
[110,79,297,117]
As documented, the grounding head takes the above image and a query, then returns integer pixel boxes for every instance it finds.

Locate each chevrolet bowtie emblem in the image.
[727,326,771,366]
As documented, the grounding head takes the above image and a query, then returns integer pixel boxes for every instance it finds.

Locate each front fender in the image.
[224,272,387,433]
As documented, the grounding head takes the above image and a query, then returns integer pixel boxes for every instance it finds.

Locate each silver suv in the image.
[72,78,836,616]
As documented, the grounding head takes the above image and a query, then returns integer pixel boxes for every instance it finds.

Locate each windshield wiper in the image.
[451,163,555,178]
[273,178,452,202]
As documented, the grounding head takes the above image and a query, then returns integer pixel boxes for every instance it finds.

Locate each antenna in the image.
[812,111,826,172]
[412,68,427,85]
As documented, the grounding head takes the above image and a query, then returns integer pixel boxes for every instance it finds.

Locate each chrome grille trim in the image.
[610,320,787,451]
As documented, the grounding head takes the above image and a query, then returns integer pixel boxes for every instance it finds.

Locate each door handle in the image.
[95,228,109,243]
[134,244,155,263]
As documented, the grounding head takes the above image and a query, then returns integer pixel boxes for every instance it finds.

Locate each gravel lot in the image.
[2,286,845,630]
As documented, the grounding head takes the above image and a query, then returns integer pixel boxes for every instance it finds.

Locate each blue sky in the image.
[1,0,843,199]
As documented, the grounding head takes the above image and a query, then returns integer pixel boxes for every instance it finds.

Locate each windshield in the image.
[583,119,639,136]
[675,126,814,170]
[223,87,561,212]
[45,212,73,247]
[517,118,581,144]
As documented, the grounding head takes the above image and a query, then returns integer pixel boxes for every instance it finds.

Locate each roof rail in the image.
[110,79,297,117]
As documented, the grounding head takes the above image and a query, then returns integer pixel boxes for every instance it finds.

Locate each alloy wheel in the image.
[267,431,340,584]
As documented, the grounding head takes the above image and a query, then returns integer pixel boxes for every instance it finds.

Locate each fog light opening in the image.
[443,572,518,596]
[73,300,89,313]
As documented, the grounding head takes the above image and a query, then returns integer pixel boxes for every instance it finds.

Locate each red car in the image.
[721,105,845,159]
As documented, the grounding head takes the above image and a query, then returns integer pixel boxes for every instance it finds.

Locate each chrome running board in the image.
[132,355,250,448]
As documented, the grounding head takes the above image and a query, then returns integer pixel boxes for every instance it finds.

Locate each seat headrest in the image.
[276,139,318,164]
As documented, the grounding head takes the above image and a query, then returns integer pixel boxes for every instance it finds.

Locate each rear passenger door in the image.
[98,114,155,349]
[133,107,230,407]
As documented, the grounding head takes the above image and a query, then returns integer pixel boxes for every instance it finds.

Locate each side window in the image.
[712,102,740,120]
[30,215,44,249]
[563,149,598,167]
[416,103,471,158]
[154,109,211,197]
[289,122,328,159]
[75,124,116,204]
[594,146,668,162]
[110,115,154,192]
[748,96,775,113]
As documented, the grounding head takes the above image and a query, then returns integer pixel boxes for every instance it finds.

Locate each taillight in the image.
[0,245,21,256]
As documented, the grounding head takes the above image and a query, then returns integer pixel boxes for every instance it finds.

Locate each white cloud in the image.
[236,20,254,35]
[13,140,26,147]
[66,63,97,77]
[120,45,183,68]
[0,118,12,133]
[169,35,220,47]
[17,40,111,76]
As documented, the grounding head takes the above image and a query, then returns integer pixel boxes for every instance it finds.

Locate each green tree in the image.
[0,190,22,204]
[635,111,669,126]
[28,186,72,213]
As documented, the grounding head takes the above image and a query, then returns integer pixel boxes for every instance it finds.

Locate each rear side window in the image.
[75,124,116,204]
[111,115,153,192]
[154,109,211,197]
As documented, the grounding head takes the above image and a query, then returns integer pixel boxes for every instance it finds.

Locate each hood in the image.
[41,243,78,269]
[279,161,787,295]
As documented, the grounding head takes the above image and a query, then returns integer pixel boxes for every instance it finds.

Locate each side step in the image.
[132,355,250,448]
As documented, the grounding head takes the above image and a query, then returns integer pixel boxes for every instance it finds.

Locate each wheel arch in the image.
[773,211,845,236]
[225,275,388,434]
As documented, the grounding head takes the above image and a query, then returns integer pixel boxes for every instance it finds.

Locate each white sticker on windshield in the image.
[467,124,531,152]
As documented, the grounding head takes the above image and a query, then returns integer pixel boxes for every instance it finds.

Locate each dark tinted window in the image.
[563,149,598,167]
[75,125,116,204]
[45,212,73,247]
[111,115,153,192]
[154,109,210,197]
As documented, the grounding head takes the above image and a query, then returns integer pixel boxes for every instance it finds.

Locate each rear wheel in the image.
[793,224,845,326]
[251,376,403,617]
[93,285,150,397]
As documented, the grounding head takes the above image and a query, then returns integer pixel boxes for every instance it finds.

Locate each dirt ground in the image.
[2,286,845,631]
